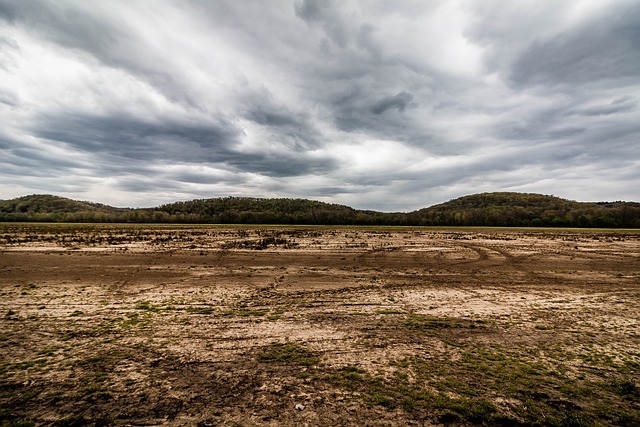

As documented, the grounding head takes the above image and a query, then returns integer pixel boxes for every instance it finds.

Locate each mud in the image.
[0,224,638,426]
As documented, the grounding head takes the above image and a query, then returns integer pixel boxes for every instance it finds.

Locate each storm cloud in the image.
[0,0,638,210]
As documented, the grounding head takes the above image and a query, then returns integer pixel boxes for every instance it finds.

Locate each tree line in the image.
[1,193,639,227]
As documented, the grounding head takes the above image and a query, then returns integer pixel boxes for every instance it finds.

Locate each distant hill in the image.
[0,194,129,222]
[156,197,367,224]
[410,192,640,227]
[1,193,639,227]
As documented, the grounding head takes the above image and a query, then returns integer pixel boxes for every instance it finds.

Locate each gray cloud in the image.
[370,91,415,114]
[0,89,18,106]
[31,112,336,178]
[34,114,241,163]
[0,0,638,209]
[295,0,352,48]
[511,3,640,87]
[575,96,637,117]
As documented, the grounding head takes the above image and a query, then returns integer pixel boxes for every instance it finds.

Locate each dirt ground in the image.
[1,224,639,426]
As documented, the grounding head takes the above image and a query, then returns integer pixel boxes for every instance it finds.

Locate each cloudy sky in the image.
[1,0,639,211]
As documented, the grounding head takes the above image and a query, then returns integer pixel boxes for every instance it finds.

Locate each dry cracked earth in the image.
[0,224,639,426]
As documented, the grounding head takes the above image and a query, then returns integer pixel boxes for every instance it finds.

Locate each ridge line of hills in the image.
[0,192,639,228]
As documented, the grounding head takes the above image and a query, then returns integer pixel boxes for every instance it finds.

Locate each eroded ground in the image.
[0,224,639,426]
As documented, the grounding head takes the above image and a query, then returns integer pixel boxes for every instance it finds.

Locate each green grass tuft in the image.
[257,342,320,366]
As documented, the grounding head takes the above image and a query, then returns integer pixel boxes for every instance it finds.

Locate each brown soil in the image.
[0,224,639,426]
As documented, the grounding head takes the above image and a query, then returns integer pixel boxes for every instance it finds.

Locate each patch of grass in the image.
[135,300,161,313]
[77,384,112,401]
[186,306,215,314]
[323,343,637,426]
[120,312,151,327]
[520,408,594,427]
[257,342,320,366]
[593,402,640,425]
[578,350,616,367]
[623,360,640,371]
[77,355,109,368]
[10,359,47,371]
[404,314,487,335]
[329,365,369,387]
[224,308,268,317]
[607,378,638,398]
[327,364,509,424]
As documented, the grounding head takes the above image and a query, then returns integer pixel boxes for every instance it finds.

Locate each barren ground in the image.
[0,224,639,426]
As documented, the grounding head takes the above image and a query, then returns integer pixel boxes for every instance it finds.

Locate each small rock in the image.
[294,403,305,411]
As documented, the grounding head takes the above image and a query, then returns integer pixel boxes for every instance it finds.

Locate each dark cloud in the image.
[169,172,231,185]
[327,82,435,150]
[34,114,241,163]
[246,107,299,128]
[32,112,336,179]
[112,177,184,193]
[227,152,336,178]
[370,91,414,114]
[0,131,87,175]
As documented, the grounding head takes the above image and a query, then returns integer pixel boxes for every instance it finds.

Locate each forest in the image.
[1,192,639,227]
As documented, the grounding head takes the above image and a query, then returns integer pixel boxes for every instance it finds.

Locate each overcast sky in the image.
[1,0,639,211]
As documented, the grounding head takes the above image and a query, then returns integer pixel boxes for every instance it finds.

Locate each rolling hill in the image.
[0,194,129,222]
[411,192,640,227]
[1,193,638,227]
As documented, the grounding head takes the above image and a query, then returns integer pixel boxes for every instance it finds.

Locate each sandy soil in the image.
[0,224,638,426]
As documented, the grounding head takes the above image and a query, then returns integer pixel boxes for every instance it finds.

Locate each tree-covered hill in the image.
[0,195,129,222]
[156,197,368,224]
[1,193,639,227]
[411,192,640,227]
